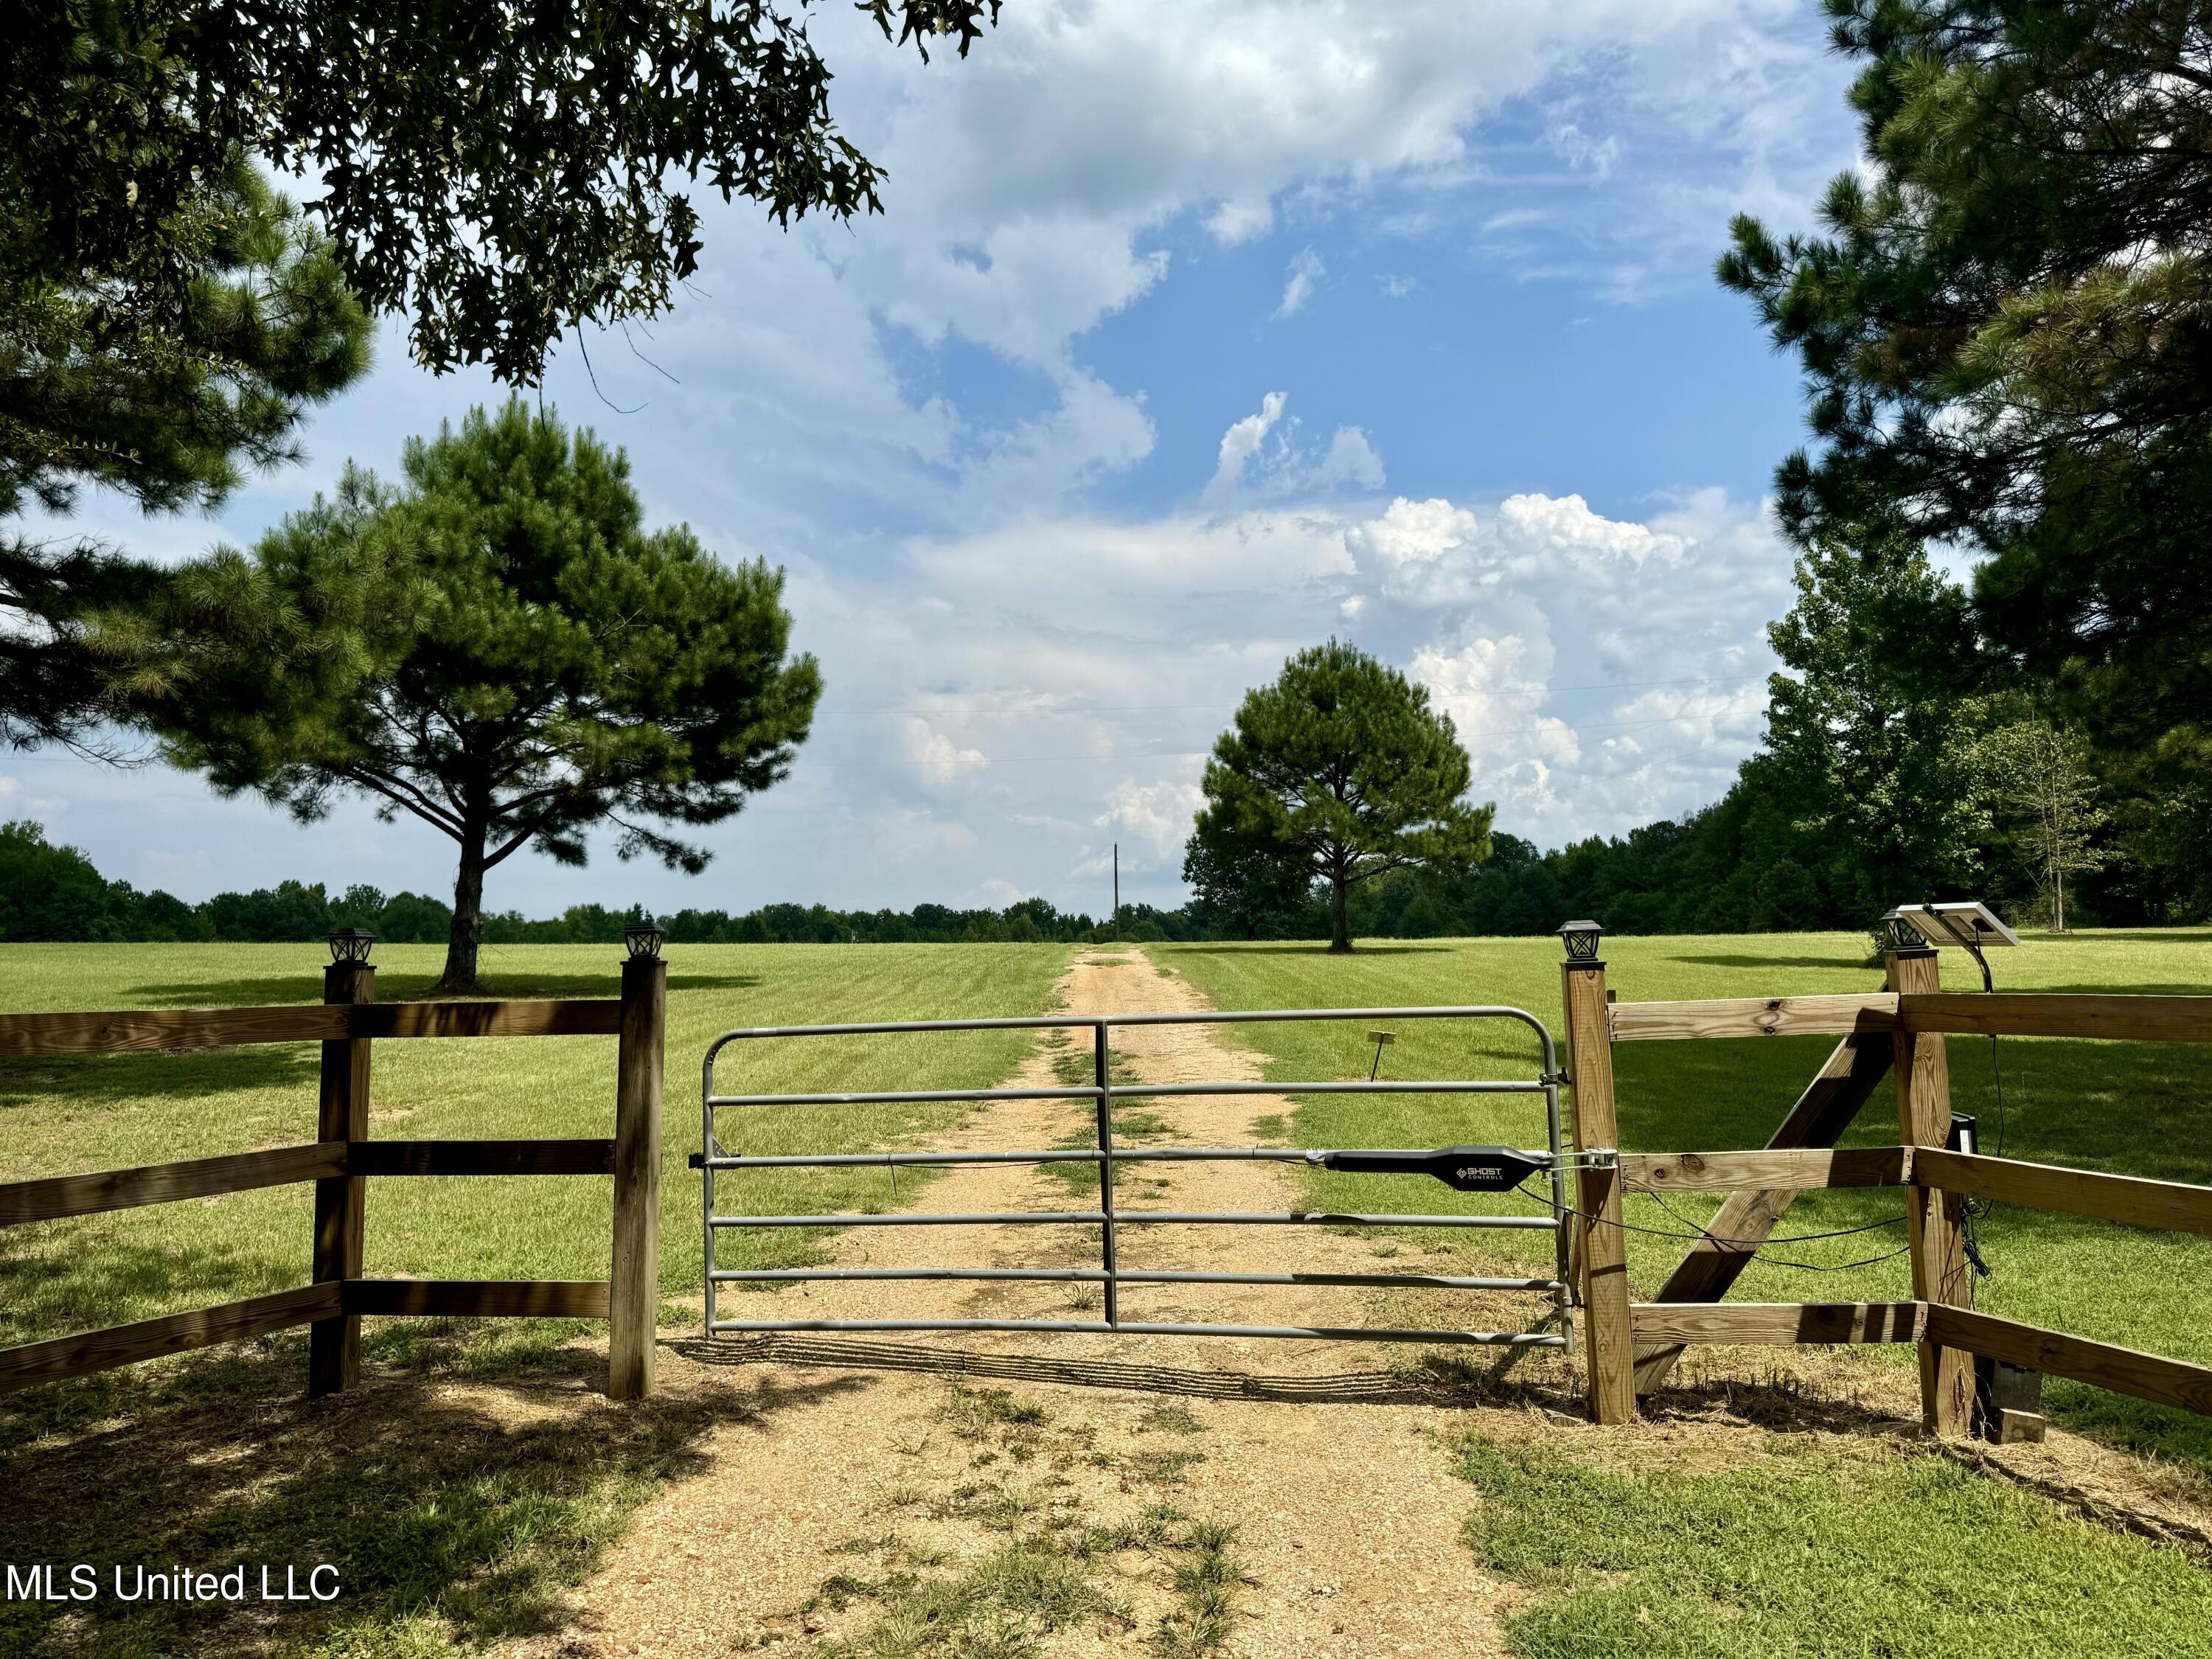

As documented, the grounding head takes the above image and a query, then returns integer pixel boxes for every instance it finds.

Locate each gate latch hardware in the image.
[1318,1145,1548,1194]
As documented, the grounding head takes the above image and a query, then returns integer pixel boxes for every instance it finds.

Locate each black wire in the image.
[1518,1178,1907,1251]
[1990,1034,2007,1157]
[1531,1179,1916,1277]
[1603,1180,1905,1247]
[1752,1242,1916,1273]
[1964,930,2005,1298]
[1640,1184,1919,1272]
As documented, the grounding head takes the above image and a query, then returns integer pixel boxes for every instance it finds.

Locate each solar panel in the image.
[1888,901,2021,950]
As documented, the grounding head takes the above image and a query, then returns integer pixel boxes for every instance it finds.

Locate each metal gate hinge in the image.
[1540,1069,1570,1088]
[1550,1148,1618,1172]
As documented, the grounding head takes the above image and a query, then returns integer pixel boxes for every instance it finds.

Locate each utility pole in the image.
[1113,843,1119,942]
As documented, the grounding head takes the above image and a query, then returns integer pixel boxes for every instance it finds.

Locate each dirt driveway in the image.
[504,947,1572,1658]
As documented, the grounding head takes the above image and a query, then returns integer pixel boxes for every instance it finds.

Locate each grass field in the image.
[1455,1433,2212,1656]
[7,931,2212,1658]
[1155,928,2212,1469]
[0,939,1074,1351]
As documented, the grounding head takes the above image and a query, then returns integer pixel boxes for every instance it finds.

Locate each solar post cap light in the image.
[1558,919,1604,961]
[622,916,665,959]
[326,927,375,965]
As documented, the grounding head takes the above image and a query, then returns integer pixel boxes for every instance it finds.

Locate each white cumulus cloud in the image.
[1315,427,1386,490]
[1096,777,1208,863]
[1206,397,1385,507]
[1205,392,1290,505]
[902,718,989,786]
[1275,247,1326,319]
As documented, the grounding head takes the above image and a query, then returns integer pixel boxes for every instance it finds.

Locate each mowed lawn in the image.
[7,933,2212,1658]
[0,941,1074,1349]
[1156,929,2212,1467]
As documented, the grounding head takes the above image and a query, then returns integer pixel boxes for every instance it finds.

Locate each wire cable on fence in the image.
[1523,1178,1915,1274]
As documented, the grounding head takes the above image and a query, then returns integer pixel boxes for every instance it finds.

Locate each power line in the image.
[831,672,1771,717]
[785,708,1768,773]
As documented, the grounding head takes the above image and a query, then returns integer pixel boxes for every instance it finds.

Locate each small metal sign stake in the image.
[1367,1029,1394,1081]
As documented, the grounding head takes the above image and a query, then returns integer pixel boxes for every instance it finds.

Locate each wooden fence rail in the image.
[1618,1147,1910,1193]
[0,1143,347,1226]
[0,950,662,1402]
[0,997,624,1057]
[1631,1301,1924,1346]
[1565,943,2212,1436]
[1899,992,2212,1044]
[1610,992,1899,1043]
[1607,990,2212,1047]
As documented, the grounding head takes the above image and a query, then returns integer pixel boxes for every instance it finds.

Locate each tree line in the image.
[0,821,1123,946]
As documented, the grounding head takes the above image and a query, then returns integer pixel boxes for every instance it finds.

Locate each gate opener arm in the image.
[1318,1146,1550,1194]
[691,1144,1617,1186]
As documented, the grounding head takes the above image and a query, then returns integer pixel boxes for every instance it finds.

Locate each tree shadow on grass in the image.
[0,1326,870,1658]
[0,1237,308,1353]
[2020,980,2212,998]
[1668,953,1876,971]
[1156,943,1456,959]
[0,1045,319,1110]
[119,970,763,1008]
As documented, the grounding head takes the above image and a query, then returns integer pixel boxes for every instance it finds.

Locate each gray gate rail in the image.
[700,1006,1573,1349]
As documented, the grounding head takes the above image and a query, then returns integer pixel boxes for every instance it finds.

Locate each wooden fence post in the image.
[608,950,667,1401]
[1888,936,1974,1436]
[1560,926,1635,1424]
[308,953,375,1398]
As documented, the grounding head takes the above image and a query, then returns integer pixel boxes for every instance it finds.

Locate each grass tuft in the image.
[1455,1433,2212,1656]
[810,1543,1120,1658]
[1150,1518,1247,1657]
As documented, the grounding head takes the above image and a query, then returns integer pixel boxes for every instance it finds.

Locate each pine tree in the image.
[1719,1,2212,843]
[1,159,371,748]
[1191,641,1492,953]
[146,402,821,992]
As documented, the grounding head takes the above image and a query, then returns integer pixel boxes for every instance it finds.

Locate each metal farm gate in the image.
[697,1006,1578,1350]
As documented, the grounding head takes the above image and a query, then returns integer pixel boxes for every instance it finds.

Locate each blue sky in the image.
[7,1,1863,922]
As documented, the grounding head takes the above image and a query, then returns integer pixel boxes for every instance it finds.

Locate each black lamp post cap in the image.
[327,927,376,965]
[1557,919,1604,961]
[622,917,664,959]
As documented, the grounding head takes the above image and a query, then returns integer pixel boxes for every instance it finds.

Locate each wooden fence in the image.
[0,950,666,1402]
[1561,943,2212,1430]
[9,933,2208,1440]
